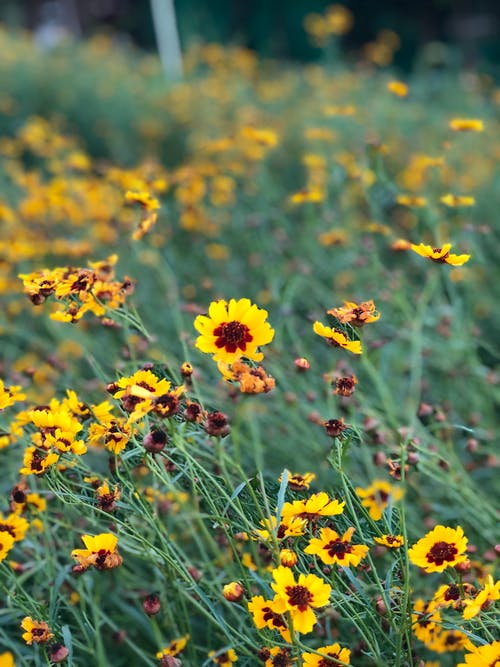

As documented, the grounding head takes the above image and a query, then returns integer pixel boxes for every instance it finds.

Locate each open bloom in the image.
[408,525,468,573]
[156,635,190,659]
[194,299,274,364]
[456,641,500,667]
[248,595,291,641]
[313,322,362,354]
[271,566,331,634]
[327,300,380,327]
[462,575,500,620]
[305,526,369,567]
[355,480,403,520]
[21,617,53,645]
[410,243,470,266]
[281,492,345,524]
[374,534,404,548]
[208,648,238,666]
[302,643,351,666]
[71,532,123,571]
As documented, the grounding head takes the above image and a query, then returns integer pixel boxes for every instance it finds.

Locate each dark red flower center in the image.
[318,653,342,666]
[324,539,352,560]
[262,606,287,630]
[213,321,253,353]
[286,584,313,611]
[444,584,460,601]
[426,541,458,566]
[431,248,450,263]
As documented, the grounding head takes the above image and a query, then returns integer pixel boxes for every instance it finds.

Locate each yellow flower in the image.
[302,643,351,666]
[374,534,405,548]
[387,80,408,97]
[355,480,403,520]
[247,595,291,641]
[0,379,25,410]
[408,525,468,573]
[327,300,380,326]
[289,188,324,204]
[0,532,15,563]
[313,321,362,354]
[19,446,60,475]
[262,648,293,667]
[412,599,442,645]
[462,575,500,620]
[0,652,15,667]
[20,617,53,645]
[254,515,306,542]
[410,242,470,266]
[449,118,484,132]
[194,299,274,364]
[440,193,475,207]
[271,566,331,635]
[282,471,316,491]
[156,635,190,658]
[0,513,29,541]
[208,648,238,666]
[71,532,123,571]
[305,526,369,566]
[281,492,345,523]
[456,641,500,667]
[396,194,427,207]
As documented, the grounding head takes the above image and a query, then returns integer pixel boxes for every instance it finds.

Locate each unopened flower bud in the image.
[279,549,298,567]
[294,357,310,371]
[205,411,230,437]
[143,429,168,453]
[375,596,388,616]
[223,581,244,602]
[454,559,471,575]
[49,644,69,663]
[143,593,161,616]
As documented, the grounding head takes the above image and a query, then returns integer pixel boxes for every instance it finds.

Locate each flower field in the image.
[0,16,498,667]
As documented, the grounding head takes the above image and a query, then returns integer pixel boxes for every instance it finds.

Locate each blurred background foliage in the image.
[2,0,500,71]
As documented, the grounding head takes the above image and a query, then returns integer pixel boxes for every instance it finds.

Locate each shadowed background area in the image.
[3,0,500,70]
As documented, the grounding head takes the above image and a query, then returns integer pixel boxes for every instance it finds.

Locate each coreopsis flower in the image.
[305,526,369,566]
[20,617,54,645]
[125,190,160,241]
[396,194,427,207]
[302,643,351,666]
[156,635,189,659]
[261,647,293,667]
[408,525,468,573]
[387,80,408,97]
[95,481,120,512]
[208,648,238,666]
[313,322,362,354]
[412,599,442,645]
[440,194,475,207]
[0,380,25,410]
[283,471,316,491]
[281,492,345,524]
[457,641,500,667]
[254,515,306,542]
[462,575,500,620]
[289,188,324,204]
[271,566,332,634]
[334,375,357,396]
[327,300,380,327]
[410,242,471,266]
[391,238,412,251]
[108,369,184,422]
[220,359,275,394]
[194,299,274,364]
[427,628,474,654]
[19,446,60,475]
[0,513,29,542]
[71,533,123,571]
[0,652,15,667]
[374,534,404,548]
[433,582,475,610]
[323,418,349,438]
[0,532,15,563]
[247,595,291,641]
[449,118,484,132]
[88,414,131,455]
[355,480,403,520]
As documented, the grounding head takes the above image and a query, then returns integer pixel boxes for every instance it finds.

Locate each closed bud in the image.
[294,357,310,371]
[49,644,70,663]
[223,581,244,602]
[454,559,471,575]
[279,549,298,567]
[143,429,168,453]
[375,596,388,616]
[143,593,161,616]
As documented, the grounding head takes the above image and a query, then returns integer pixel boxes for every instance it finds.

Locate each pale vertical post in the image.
[150,0,183,79]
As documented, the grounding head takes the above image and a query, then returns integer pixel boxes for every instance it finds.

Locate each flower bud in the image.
[223,582,244,602]
[279,549,298,567]
[143,593,161,616]
[49,644,69,663]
